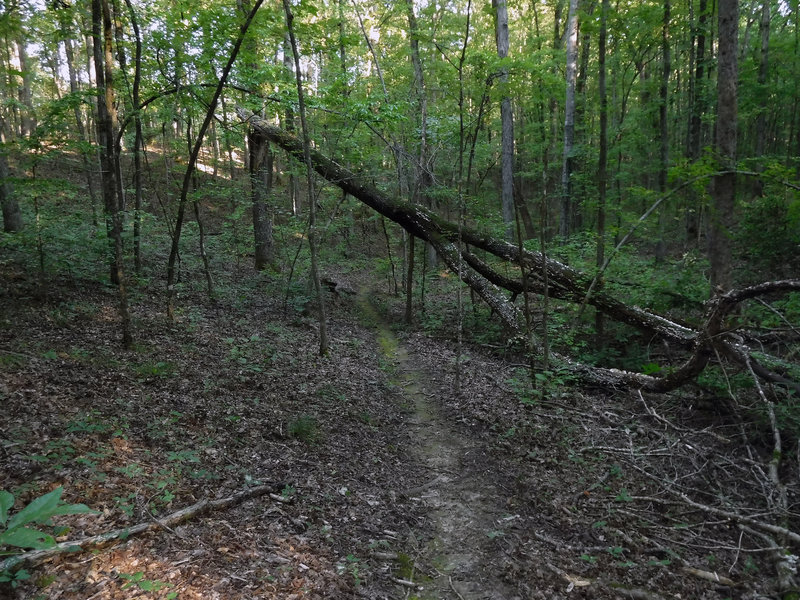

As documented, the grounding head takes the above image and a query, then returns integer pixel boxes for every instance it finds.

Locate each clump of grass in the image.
[288,415,319,444]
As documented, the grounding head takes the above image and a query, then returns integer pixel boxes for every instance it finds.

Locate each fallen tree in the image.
[240,112,800,395]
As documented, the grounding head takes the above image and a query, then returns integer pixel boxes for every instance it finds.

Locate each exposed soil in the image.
[0,264,795,599]
[360,292,516,599]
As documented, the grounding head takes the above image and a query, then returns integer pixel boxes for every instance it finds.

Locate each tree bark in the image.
[559,0,579,238]
[61,18,100,229]
[493,0,515,240]
[282,34,300,216]
[685,0,708,246]
[282,0,329,356]
[655,0,670,263]
[92,0,132,348]
[596,0,608,344]
[15,38,35,136]
[122,0,144,274]
[0,118,21,232]
[709,0,738,293]
[249,128,274,270]
[753,0,770,196]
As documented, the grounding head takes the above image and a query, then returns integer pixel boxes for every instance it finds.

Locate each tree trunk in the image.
[596,0,608,344]
[166,0,265,317]
[709,0,738,293]
[0,118,21,232]
[686,0,708,245]
[122,0,144,274]
[62,28,100,229]
[493,0,515,240]
[15,38,35,136]
[559,0,579,238]
[753,0,770,196]
[249,128,274,270]
[282,0,329,356]
[92,0,132,348]
[242,114,800,396]
[655,0,670,263]
[283,34,300,217]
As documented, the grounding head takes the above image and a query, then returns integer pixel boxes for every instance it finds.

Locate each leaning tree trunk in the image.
[165,0,265,318]
[240,113,800,397]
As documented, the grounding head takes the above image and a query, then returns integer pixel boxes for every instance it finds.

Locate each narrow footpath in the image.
[360,293,518,600]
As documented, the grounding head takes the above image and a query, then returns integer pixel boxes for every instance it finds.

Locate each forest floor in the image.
[0,262,791,599]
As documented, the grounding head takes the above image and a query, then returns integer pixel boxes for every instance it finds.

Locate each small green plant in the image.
[288,415,319,444]
[0,487,96,587]
[608,546,625,558]
[119,571,176,596]
[113,493,137,519]
[134,360,177,379]
[580,554,597,564]
[743,556,759,575]
[343,554,361,587]
[614,489,633,502]
[66,410,115,435]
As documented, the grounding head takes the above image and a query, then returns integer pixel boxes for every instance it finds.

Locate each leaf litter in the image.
[0,266,794,599]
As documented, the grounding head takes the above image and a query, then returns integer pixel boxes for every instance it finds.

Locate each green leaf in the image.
[48,503,96,517]
[7,487,63,529]
[0,526,56,550]
[0,491,14,526]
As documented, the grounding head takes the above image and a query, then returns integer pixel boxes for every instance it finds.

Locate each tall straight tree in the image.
[596,0,608,342]
[0,116,21,232]
[753,0,771,196]
[686,0,709,244]
[91,0,131,347]
[655,0,670,262]
[559,0,578,238]
[406,0,429,320]
[122,0,144,273]
[709,0,738,293]
[239,0,274,271]
[493,0,514,240]
[57,5,99,228]
[282,0,328,356]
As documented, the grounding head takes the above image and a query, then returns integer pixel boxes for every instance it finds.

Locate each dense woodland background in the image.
[1,0,800,597]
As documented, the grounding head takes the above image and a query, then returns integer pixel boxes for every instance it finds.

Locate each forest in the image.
[1,0,800,597]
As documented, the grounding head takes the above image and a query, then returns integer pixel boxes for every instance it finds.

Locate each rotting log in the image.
[239,112,800,394]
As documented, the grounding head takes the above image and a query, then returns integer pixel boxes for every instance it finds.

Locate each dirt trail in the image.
[360,295,518,600]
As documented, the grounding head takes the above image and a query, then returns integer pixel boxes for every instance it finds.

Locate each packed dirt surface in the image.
[0,266,795,599]
[361,293,516,599]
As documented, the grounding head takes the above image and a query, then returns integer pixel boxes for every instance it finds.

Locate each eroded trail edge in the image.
[359,293,516,600]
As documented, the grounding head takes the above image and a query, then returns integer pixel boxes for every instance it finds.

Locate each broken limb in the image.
[0,484,279,574]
